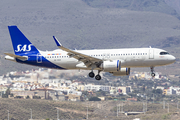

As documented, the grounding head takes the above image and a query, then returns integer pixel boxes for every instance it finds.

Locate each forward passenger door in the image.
[149,49,154,59]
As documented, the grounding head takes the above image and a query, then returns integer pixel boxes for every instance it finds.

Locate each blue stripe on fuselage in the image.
[15,53,65,69]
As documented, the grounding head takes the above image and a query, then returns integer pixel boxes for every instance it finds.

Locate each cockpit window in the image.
[160,52,169,55]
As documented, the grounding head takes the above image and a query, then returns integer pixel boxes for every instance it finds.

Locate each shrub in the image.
[89,97,101,101]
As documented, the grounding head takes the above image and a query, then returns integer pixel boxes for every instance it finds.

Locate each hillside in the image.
[0,98,179,120]
[82,0,180,18]
[0,98,93,120]
[0,0,180,75]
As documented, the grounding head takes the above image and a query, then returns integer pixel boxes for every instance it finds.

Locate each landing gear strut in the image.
[150,66,155,77]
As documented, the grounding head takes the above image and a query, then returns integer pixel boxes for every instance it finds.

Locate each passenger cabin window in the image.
[160,52,169,55]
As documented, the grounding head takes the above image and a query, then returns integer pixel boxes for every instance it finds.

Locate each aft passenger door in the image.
[37,54,42,63]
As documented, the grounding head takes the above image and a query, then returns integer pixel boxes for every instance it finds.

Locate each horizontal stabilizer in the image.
[4,53,28,61]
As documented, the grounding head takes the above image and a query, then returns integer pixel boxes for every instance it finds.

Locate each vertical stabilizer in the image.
[8,26,39,55]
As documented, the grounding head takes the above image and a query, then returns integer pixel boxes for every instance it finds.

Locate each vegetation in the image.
[89,97,101,101]
[33,96,41,99]
[96,89,106,96]
[152,89,163,95]
[2,88,12,98]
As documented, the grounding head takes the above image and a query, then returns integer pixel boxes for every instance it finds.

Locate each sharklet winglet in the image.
[53,36,62,47]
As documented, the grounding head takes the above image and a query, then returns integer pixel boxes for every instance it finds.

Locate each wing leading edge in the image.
[53,36,103,68]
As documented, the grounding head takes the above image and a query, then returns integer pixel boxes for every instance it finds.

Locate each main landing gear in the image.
[150,66,155,77]
[89,70,101,80]
[89,72,95,78]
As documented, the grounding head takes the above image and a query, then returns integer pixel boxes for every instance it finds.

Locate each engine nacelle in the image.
[101,60,121,72]
[111,68,130,76]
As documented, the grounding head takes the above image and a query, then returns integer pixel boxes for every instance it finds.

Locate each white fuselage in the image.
[39,48,175,70]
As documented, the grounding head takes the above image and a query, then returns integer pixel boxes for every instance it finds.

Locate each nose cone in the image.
[169,55,176,63]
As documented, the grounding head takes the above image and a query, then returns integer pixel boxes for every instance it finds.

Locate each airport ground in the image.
[0,98,179,120]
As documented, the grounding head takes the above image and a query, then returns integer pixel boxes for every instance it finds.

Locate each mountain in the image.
[82,0,180,18]
[0,0,180,75]
[165,0,180,15]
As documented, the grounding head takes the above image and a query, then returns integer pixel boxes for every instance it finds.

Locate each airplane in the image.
[5,26,176,80]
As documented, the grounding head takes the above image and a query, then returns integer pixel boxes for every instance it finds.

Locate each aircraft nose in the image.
[169,55,176,63]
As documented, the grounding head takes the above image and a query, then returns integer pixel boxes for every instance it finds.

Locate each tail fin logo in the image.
[15,44,32,52]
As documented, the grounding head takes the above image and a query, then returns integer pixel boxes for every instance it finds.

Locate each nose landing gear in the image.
[150,66,155,77]
[151,72,155,77]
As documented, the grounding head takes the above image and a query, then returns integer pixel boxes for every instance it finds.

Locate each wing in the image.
[53,36,103,68]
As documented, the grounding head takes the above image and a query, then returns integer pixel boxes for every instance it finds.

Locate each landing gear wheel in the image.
[89,72,95,78]
[151,73,155,77]
[95,74,101,80]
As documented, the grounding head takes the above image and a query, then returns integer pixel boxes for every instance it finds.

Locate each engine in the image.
[101,60,121,72]
[100,60,130,76]
[111,68,130,76]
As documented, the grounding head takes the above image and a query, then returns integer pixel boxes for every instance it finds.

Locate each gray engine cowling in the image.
[111,68,130,76]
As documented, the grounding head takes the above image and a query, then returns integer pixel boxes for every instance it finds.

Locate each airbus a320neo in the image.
[5,26,176,80]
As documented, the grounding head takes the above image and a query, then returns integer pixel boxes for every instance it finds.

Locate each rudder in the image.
[8,26,39,55]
